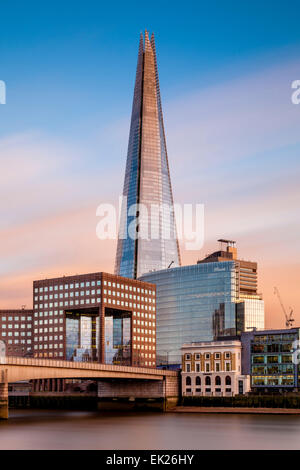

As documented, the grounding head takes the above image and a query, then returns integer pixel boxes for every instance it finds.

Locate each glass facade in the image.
[66,313,99,362]
[249,330,299,388]
[105,309,131,366]
[140,262,238,365]
[236,298,265,333]
[115,31,180,279]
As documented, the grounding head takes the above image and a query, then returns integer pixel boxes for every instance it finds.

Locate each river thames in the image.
[0,410,300,450]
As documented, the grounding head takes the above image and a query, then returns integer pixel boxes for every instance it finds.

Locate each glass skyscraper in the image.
[140,262,238,366]
[115,31,181,279]
[140,261,265,367]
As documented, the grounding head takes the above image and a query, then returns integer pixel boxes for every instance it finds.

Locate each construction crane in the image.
[274,287,294,328]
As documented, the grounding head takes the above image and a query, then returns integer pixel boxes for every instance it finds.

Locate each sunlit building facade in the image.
[141,262,238,366]
[0,309,33,357]
[181,340,250,396]
[141,243,264,367]
[241,328,300,392]
[115,31,181,279]
[33,272,156,367]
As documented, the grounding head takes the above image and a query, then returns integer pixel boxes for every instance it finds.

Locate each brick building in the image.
[0,309,33,357]
[33,272,156,367]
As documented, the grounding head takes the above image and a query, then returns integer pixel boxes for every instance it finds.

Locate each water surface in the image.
[0,409,300,450]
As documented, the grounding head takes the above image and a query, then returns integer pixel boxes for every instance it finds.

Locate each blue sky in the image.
[1,0,300,138]
[1,0,300,327]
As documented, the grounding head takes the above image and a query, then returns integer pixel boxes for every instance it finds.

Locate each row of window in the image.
[4,339,32,344]
[34,319,63,326]
[185,376,232,386]
[103,299,154,310]
[0,324,31,329]
[36,291,154,302]
[1,332,31,337]
[133,320,154,327]
[35,282,101,292]
[1,316,32,322]
[252,355,293,364]
[133,336,156,342]
[185,362,232,373]
[35,299,155,309]
[35,282,155,295]
[185,388,232,394]
[133,328,155,335]
[34,352,64,358]
[34,327,63,334]
[34,344,63,350]
[184,352,231,360]
[133,345,155,351]
[34,336,63,342]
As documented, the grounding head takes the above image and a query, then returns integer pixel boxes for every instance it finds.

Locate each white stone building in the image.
[181,340,250,396]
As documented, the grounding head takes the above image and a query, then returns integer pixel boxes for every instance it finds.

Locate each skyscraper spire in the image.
[115,32,181,279]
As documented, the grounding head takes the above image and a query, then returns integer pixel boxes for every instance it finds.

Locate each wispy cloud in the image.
[1,54,300,328]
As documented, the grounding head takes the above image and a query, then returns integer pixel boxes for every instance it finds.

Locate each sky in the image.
[0,0,300,329]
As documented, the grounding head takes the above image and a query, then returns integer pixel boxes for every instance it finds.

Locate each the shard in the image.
[115,31,181,279]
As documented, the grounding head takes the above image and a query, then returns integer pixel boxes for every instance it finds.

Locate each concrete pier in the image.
[0,369,8,420]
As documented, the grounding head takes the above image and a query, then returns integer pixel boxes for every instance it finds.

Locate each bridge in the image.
[0,356,179,419]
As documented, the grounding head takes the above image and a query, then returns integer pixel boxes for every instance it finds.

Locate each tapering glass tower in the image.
[115,31,181,279]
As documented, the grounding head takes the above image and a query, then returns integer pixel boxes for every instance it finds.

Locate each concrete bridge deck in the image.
[0,357,179,419]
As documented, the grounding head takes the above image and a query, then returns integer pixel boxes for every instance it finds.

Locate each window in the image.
[196,376,201,386]
[186,376,191,386]
[225,376,231,386]
[205,376,211,386]
[205,363,210,372]
[186,363,191,373]
[215,376,221,386]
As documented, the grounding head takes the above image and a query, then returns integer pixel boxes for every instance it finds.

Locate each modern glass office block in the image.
[115,31,181,279]
[140,262,238,366]
[236,298,265,333]
[66,313,99,362]
[105,309,131,366]
[241,328,300,390]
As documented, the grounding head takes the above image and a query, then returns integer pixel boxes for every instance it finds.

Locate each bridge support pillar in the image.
[0,369,8,420]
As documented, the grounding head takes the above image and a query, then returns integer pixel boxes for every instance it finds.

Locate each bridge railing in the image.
[1,356,178,377]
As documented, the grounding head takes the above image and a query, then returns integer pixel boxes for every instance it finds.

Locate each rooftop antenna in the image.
[168,261,174,269]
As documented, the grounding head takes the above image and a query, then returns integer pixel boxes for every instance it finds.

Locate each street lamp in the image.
[160,349,177,369]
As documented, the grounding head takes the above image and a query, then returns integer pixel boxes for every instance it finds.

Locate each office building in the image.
[198,239,258,297]
[140,241,264,367]
[0,309,33,357]
[115,31,181,279]
[241,328,300,392]
[33,272,156,367]
[181,340,250,396]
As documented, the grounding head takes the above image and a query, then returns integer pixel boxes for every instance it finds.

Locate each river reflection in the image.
[0,409,300,450]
